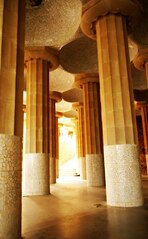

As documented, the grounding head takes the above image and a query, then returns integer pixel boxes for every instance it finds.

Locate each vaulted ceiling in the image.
[25,0,148,124]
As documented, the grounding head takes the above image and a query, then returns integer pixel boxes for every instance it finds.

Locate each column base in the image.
[80,157,86,180]
[86,154,105,187]
[23,153,49,196]
[104,144,144,207]
[0,134,22,239]
[50,157,56,184]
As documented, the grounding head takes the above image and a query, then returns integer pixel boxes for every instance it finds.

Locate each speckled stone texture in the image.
[0,134,22,239]
[104,144,144,207]
[50,68,74,92]
[86,154,104,187]
[80,157,86,180]
[23,153,49,195]
[60,36,98,73]
[25,0,82,47]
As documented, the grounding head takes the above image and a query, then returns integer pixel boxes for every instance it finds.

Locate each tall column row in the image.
[0,3,146,239]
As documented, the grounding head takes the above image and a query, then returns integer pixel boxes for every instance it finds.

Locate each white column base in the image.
[86,154,105,187]
[23,153,49,196]
[50,157,56,184]
[80,157,86,180]
[0,134,22,239]
[104,144,144,207]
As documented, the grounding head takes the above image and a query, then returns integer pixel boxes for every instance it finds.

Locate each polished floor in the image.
[22,176,148,239]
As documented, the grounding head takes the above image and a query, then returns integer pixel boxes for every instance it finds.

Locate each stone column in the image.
[75,74,104,186]
[55,112,63,178]
[73,103,86,180]
[22,105,26,153]
[133,49,148,173]
[72,117,80,175]
[81,0,143,206]
[0,1,25,238]
[49,92,62,184]
[140,104,148,173]
[24,47,59,195]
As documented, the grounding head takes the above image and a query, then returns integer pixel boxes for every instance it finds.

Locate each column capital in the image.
[25,46,59,71]
[81,0,142,39]
[75,73,99,88]
[136,101,148,108]
[72,102,83,110]
[49,91,62,103]
[56,112,63,118]
[133,48,148,71]
[71,117,78,123]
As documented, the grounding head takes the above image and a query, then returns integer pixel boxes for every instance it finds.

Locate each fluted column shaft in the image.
[71,118,80,175]
[96,15,137,145]
[96,14,143,206]
[55,112,62,178]
[24,51,50,196]
[79,104,86,179]
[0,1,25,136]
[26,59,49,153]
[0,0,25,238]
[141,104,148,173]
[49,92,62,184]
[79,106,85,157]
[76,119,80,161]
[73,118,80,174]
[73,103,86,179]
[55,116,59,178]
[83,81,103,153]
[49,98,56,183]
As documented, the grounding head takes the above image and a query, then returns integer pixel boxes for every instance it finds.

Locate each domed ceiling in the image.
[129,0,148,46]
[60,36,98,74]
[25,0,82,48]
[50,68,74,92]
[25,0,148,123]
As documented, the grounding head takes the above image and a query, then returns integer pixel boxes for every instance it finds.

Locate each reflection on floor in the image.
[22,176,148,239]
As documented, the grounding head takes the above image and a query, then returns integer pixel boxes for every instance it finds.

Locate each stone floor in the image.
[22,176,148,239]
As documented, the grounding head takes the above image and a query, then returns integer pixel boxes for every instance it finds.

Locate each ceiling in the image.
[25,0,148,125]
